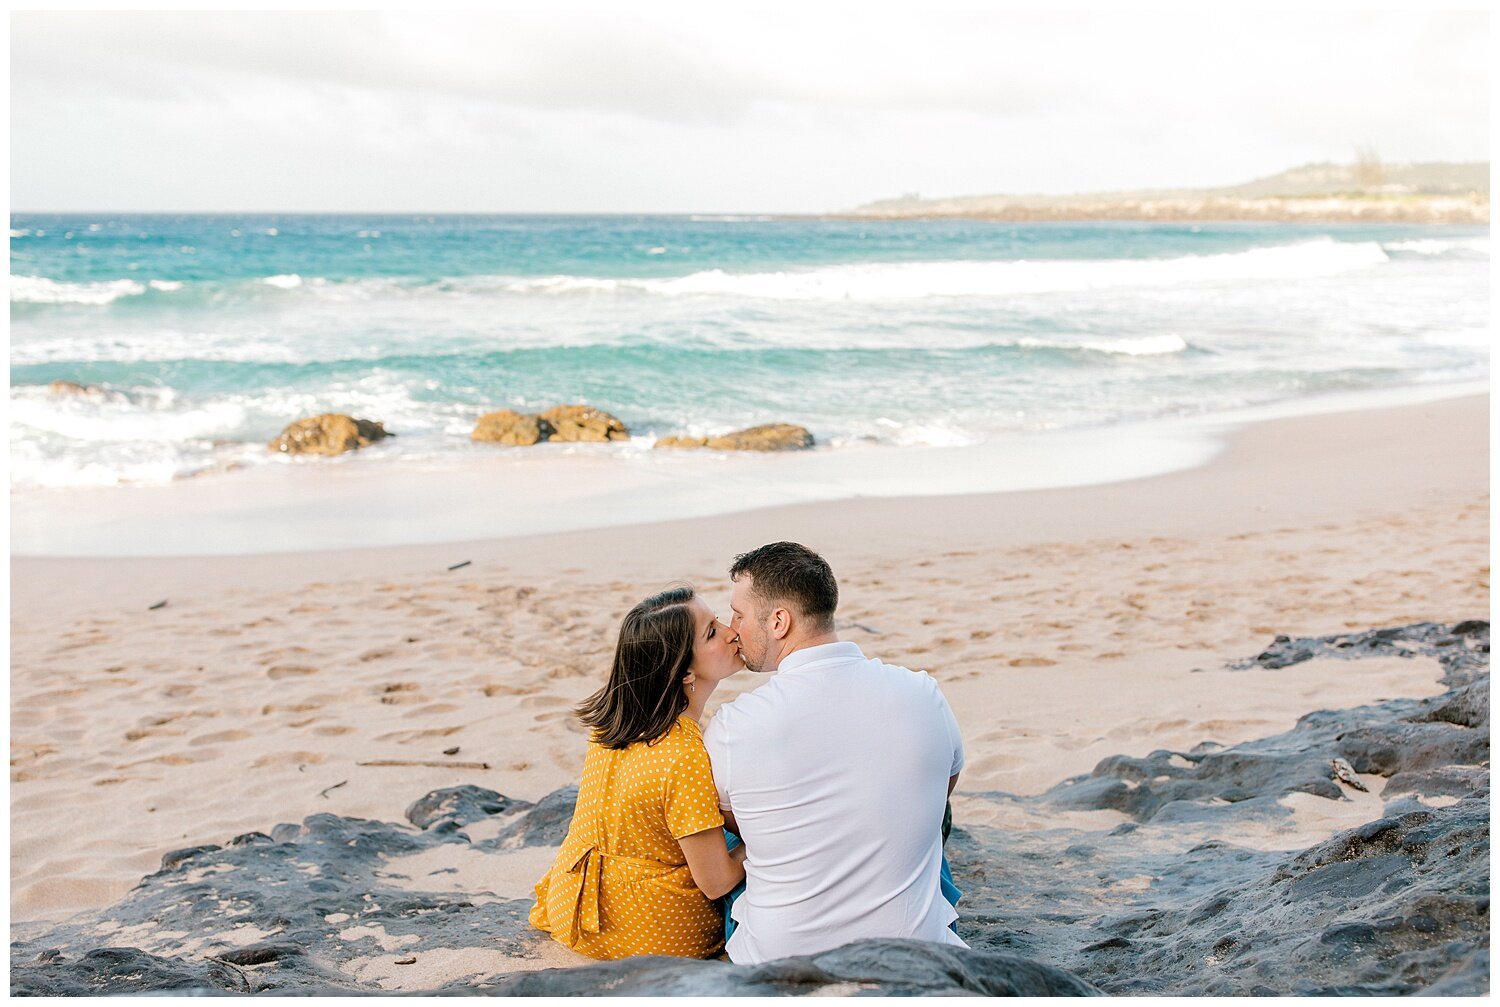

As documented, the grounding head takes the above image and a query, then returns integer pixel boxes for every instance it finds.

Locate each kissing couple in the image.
[530,541,966,963]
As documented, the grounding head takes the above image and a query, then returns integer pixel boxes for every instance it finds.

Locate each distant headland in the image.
[842,160,1489,224]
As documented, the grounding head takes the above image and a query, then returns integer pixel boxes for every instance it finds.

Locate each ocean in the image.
[10,214,1490,492]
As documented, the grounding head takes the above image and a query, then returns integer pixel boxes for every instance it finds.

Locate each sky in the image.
[10,8,1491,213]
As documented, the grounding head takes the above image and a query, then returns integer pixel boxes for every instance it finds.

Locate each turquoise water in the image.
[10,215,1490,488]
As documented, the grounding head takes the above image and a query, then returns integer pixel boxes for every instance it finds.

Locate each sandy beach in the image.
[10,392,1489,988]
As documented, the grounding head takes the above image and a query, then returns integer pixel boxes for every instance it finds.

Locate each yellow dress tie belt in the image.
[543,844,679,948]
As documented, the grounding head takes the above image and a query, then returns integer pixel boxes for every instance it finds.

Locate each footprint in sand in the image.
[313,726,355,736]
[124,725,185,742]
[190,730,251,746]
[970,753,1023,776]
[381,681,423,705]
[518,695,568,709]
[404,703,460,718]
[481,683,533,698]
[267,665,319,680]
[121,752,209,768]
[262,702,322,716]
[1007,657,1057,668]
[376,725,464,744]
[251,751,327,768]
[256,646,313,666]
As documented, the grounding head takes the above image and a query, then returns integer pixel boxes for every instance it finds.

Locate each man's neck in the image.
[769,631,841,669]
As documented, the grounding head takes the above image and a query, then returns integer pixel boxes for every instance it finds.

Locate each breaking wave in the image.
[10,238,1398,309]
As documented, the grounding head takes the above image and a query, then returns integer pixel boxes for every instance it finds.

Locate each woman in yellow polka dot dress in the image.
[530,586,746,959]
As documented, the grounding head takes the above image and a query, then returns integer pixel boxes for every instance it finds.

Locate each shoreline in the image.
[12,391,1487,625]
[10,380,1487,562]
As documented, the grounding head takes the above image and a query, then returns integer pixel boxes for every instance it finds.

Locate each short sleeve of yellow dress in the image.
[529,715,727,959]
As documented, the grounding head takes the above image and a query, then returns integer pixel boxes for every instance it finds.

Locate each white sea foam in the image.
[9,384,252,487]
[1422,327,1491,349]
[1015,333,1190,356]
[1081,334,1190,356]
[484,239,1390,302]
[864,418,985,448]
[1383,237,1490,257]
[7,372,462,488]
[11,330,305,366]
[9,450,190,488]
[11,275,149,304]
[688,214,774,222]
[11,228,31,238]
[10,385,245,445]
[6,237,1403,314]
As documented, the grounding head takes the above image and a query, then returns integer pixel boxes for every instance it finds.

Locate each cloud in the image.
[10,10,1489,212]
[12,11,765,124]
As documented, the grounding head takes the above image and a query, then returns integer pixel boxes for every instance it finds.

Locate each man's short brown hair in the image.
[730,541,838,633]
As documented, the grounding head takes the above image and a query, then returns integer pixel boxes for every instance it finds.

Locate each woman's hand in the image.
[679,827,745,899]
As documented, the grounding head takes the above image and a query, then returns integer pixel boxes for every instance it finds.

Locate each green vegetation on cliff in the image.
[851,161,1489,224]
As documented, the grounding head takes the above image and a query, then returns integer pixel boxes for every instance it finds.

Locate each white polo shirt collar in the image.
[774,640,865,674]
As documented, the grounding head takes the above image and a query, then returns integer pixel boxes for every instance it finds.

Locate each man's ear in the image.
[770,607,792,640]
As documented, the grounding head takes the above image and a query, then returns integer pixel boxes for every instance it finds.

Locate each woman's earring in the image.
[688,682,697,693]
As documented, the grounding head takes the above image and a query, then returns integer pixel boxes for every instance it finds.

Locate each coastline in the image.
[10,380,1487,562]
[836,193,1488,225]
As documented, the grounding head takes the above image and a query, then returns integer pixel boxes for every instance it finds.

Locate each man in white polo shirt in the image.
[702,541,966,964]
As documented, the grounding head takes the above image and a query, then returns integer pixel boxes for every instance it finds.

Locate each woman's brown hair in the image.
[575,586,696,749]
